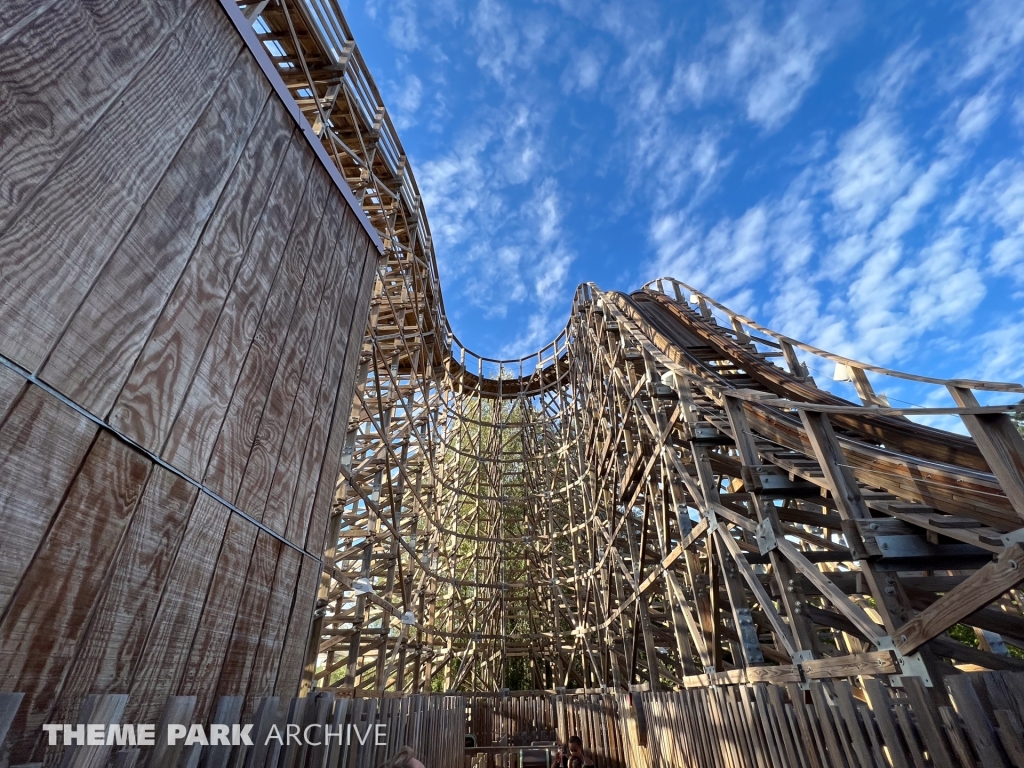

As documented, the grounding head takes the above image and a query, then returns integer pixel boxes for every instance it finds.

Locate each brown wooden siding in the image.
[0,0,377,759]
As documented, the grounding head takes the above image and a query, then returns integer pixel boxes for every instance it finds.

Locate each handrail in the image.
[644,276,1024,396]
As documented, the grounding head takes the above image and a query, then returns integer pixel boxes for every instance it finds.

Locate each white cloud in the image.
[419,130,496,253]
[361,0,1024,373]
[386,0,422,51]
[641,21,1012,369]
[956,88,1002,141]
[695,0,859,131]
[494,104,545,185]
[958,0,1024,82]
[873,156,957,245]
[948,159,1024,278]
[862,41,929,106]
[972,318,1024,383]
[469,0,550,85]
[391,74,423,129]
[417,102,574,332]
[828,109,916,233]
[561,47,604,94]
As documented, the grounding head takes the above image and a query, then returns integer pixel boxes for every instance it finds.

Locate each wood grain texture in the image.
[234,192,345,528]
[176,513,258,721]
[282,221,369,547]
[202,161,331,506]
[245,547,302,711]
[0,364,26,424]
[124,493,231,725]
[0,387,97,611]
[161,132,313,480]
[304,241,377,553]
[0,0,193,232]
[896,543,1024,655]
[42,49,271,416]
[274,555,322,699]
[214,531,281,703]
[0,0,58,47]
[47,467,198,728]
[256,205,362,537]
[0,0,241,372]
[108,97,294,453]
[0,431,150,762]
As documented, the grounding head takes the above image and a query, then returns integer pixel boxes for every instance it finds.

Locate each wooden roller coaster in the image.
[3,1,1024,765]
[242,0,1024,697]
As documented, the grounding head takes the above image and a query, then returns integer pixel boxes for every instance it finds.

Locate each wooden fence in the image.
[8,673,1024,767]
[458,672,1024,768]
[632,672,1024,768]
[464,691,630,768]
[0,693,464,768]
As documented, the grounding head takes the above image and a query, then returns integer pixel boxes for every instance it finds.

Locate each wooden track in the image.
[212,0,1024,700]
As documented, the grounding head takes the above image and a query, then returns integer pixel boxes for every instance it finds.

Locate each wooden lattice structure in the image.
[240,0,1024,698]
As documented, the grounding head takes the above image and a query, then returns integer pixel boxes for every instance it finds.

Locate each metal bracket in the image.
[705,508,719,535]
[755,518,777,555]
[791,649,814,689]
[735,608,764,664]
[1000,527,1024,547]
[876,636,933,687]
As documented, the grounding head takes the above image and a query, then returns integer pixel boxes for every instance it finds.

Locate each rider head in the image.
[568,735,584,758]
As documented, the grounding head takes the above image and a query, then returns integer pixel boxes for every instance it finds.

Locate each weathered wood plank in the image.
[205,697,244,768]
[145,697,196,768]
[48,467,198,728]
[263,210,361,539]
[0,388,96,611]
[289,235,374,549]
[202,162,331,505]
[895,544,1024,655]
[0,431,150,762]
[235,189,345,530]
[0,0,194,232]
[0,693,25,750]
[177,514,259,721]
[0,365,25,422]
[42,48,271,416]
[124,493,231,725]
[995,710,1024,768]
[801,651,897,679]
[108,94,295,452]
[303,242,377,553]
[274,555,321,699]
[161,132,313,480]
[58,694,129,768]
[245,547,302,712]
[215,531,281,704]
[949,386,1024,522]
[947,675,1009,767]
[863,678,911,768]
[902,676,956,768]
[0,0,242,372]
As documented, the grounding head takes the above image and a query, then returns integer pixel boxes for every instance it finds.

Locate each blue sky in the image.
[341,0,1024,414]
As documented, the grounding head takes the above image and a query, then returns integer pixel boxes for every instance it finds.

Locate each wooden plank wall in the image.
[0,0,378,761]
[629,672,1024,768]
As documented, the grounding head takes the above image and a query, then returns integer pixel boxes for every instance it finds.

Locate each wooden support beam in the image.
[894,543,1024,655]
